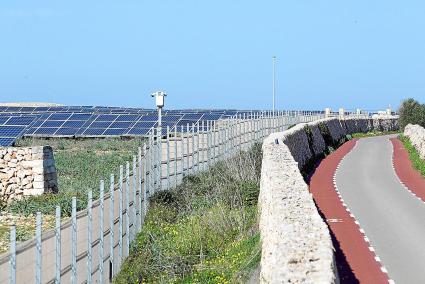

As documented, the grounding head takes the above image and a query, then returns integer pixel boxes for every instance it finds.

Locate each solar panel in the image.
[55,128,79,136]
[0,115,35,146]
[182,113,203,120]
[49,113,72,120]
[95,114,119,121]
[104,128,126,135]
[110,121,133,128]
[34,128,58,135]
[62,120,86,128]
[82,128,106,136]
[126,128,151,135]
[115,114,140,121]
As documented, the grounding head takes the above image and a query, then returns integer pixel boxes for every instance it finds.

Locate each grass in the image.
[10,137,145,216]
[399,135,425,177]
[113,144,262,284]
[351,131,400,138]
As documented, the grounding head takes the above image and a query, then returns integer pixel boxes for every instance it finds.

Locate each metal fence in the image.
[0,111,325,284]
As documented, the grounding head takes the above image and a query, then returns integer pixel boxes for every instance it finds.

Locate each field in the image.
[0,137,145,254]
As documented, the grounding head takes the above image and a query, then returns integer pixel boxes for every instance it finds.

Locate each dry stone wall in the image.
[0,146,58,203]
[259,116,398,283]
[404,124,425,159]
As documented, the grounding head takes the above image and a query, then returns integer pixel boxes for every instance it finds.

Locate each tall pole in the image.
[272,56,276,116]
[158,107,162,133]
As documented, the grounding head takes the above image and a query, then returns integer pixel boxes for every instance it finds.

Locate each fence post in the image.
[166,126,170,191]
[118,165,123,267]
[206,121,211,169]
[181,125,186,177]
[156,129,161,191]
[35,212,42,284]
[174,126,178,187]
[191,123,195,174]
[213,122,217,163]
[149,131,155,193]
[132,155,137,239]
[196,123,200,172]
[186,124,190,175]
[142,145,147,217]
[202,121,206,171]
[239,114,242,151]
[9,225,16,284]
[87,190,93,284]
[109,174,115,279]
[55,207,61,284]
[138,147,142,232]
[99,180,105,284]
[125,161,130,257]
[71,197,77,284]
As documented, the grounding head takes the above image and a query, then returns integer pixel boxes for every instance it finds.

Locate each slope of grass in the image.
[399,135,425,177]
[113,144,262,284]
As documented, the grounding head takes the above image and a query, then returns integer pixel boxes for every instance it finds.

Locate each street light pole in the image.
[272,56,277,116]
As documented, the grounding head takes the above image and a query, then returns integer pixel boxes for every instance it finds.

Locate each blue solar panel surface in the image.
[0,105,293,144]
[0,115,36,146]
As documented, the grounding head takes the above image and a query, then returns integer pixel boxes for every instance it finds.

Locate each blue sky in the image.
[0,1,424,111]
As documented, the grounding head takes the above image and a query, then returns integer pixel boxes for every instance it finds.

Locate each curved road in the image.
[336,135,425,283]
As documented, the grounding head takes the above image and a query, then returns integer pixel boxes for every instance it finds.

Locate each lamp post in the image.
[272,56,277,116]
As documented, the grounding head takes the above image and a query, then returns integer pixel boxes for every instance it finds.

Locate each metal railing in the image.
[0,111,325,284]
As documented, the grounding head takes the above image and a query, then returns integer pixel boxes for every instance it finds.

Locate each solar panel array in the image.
[0,105,326,146]
[0,106,274,146]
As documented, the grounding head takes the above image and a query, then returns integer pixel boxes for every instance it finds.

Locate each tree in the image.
[398,98,425,129]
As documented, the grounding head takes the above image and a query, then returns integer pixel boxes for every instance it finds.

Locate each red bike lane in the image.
[309,139,389,284]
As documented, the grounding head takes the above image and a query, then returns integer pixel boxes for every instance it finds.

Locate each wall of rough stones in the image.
[404,124,425,159]
[0,146,58,203]
[259,116,398,283]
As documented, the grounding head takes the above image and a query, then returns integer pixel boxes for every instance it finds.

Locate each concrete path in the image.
[336,135,425,283]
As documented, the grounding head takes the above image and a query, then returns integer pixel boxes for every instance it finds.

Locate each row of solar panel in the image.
[0,106,312,147]
[0,115,37,146]
[0,106,246,115]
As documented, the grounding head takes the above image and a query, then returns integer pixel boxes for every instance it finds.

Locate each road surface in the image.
[336,135,425,283]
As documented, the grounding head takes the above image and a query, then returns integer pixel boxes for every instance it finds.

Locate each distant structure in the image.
[0,102,63,107]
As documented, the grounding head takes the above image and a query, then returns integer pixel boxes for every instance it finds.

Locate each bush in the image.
[398,98,425,129]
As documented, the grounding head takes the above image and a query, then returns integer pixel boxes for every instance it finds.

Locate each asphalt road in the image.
[336,135,425,284]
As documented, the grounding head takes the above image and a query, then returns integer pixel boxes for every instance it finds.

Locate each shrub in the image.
[398,98,425,129]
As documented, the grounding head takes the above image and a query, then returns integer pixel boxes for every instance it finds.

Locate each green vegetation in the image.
[114,144,262,284]
[398,98,425,129]
[399,135,425,178]
[351,131,400,138]
[10,138,145,216]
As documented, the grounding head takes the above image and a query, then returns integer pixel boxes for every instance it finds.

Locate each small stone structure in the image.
[404,124,425,159]
[0,146,58,202]
[259,116,399,283]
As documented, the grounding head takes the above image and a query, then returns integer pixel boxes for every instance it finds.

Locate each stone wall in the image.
[259,116,398,283]
[0,146,58,202]
[404,124,425,159]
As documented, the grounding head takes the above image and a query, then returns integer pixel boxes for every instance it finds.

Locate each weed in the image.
[113,144,262,283]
